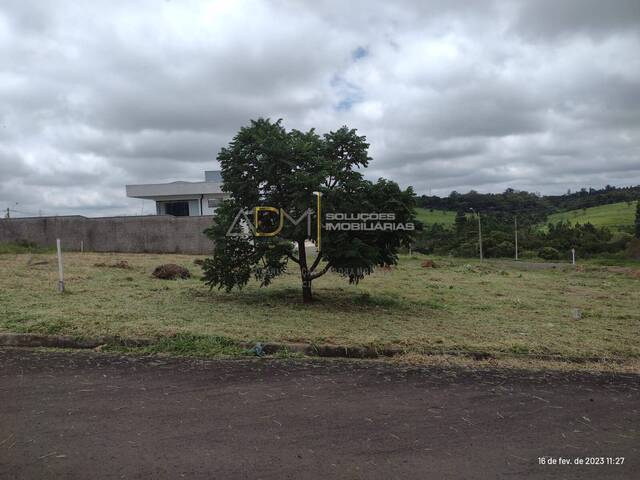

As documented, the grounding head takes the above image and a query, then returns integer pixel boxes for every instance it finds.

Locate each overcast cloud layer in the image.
[1,0,639,216]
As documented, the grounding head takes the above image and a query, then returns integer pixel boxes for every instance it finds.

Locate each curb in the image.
[0,333,631,364]
[0,333,152,349]
[237,341,403,359]
[0,334,396,359]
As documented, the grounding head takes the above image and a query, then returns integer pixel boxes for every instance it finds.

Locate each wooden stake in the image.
[56,239,65,293]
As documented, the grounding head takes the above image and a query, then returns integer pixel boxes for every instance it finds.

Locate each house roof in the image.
[126,181,224,199]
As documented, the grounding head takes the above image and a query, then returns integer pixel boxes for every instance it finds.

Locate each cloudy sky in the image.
[1,0,639,217]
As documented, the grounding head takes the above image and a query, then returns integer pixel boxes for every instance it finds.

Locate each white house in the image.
[126,171,229,216]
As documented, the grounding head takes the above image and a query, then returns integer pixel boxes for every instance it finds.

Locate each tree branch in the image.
[287,253,300,265]
[309,262,332,280]
[309,251,323,272]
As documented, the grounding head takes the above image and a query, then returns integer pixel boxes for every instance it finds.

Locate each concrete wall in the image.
[0,215,215,254]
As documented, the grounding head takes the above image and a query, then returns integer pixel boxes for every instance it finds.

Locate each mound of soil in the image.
[94,260,132,269]
[26,256,50,267]
[152,264,191,280]
[111,260,131,269]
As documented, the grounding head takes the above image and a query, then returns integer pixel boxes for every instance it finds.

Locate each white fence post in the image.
[56,239,65,293]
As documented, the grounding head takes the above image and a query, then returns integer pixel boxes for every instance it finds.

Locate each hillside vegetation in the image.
[414,208,456,227]
[419,184,640,222]
[547,201,637,231]
[414,202,637,232]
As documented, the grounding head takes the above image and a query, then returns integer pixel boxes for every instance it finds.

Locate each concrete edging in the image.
[0,333,152,349]
[0,333,629,364]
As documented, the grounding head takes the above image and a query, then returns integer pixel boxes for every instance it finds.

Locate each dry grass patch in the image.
[0,252,638,361]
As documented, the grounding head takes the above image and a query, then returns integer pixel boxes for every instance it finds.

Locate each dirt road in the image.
[0,348,638,479]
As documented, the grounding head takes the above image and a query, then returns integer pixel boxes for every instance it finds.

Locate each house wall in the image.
[0,215,215,254]
[152,195,227,216]
[202,193,226,215]
[188,199,200,216]
[155,198,200,216]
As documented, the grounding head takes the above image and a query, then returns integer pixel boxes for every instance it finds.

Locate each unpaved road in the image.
[0,348,638,479]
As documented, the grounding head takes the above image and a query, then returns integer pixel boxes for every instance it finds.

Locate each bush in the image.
[454,242,478,258]
[538,246,561,260]
[487,241,514,258]
[604,232,633,254]
[626,238,640,260]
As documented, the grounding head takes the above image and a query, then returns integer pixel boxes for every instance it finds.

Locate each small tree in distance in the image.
[202,118,417,303]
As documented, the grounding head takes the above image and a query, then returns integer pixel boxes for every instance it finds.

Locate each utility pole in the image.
[470,208,483,262]
[5,207,9,219]
[478,212,483,262]
[514,216,518,261]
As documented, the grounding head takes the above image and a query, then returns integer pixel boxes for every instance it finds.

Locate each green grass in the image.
[1,252,639,361]
[130,333,247,357]
[415,208,456,227]
[547,201,637,231]
[0,242,55,254]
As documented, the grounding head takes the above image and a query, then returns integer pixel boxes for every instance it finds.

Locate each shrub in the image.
[626,238,640,260]
[538,246,561,260]
[454,242,478,258]
[604,233,633,254]
[487,241,514,258]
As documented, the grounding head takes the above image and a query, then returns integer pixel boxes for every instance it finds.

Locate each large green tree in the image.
[202,119,417,303]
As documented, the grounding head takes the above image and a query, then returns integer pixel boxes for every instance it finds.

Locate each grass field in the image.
[1,252,638,361]
[0,242,54,254]
[547,201,637,231]
[415,208,456,227]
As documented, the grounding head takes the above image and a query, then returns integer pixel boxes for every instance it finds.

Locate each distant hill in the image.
[414,208,456,227]
[418,184,640,225]
[415,202,637,231]
[546,201,637,232]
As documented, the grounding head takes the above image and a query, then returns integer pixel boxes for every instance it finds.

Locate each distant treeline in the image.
[414,184,640,260]
[418,184,640,223]
[414,215,633,260]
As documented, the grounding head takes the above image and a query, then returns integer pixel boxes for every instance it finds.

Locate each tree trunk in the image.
[302,282,313,303]
[298,239,313,303]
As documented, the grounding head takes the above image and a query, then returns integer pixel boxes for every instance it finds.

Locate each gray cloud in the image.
[514,0,640,40]
[0,0,639,216]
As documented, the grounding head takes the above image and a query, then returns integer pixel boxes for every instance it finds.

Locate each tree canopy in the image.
[202,118,417,302]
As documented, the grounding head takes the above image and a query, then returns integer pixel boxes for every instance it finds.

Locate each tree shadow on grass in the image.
[183,285,419,313]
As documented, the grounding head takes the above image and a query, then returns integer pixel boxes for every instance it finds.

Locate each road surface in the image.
[0,348,638,479]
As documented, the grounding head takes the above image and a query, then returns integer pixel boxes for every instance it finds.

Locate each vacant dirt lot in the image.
[1,348,638,479]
